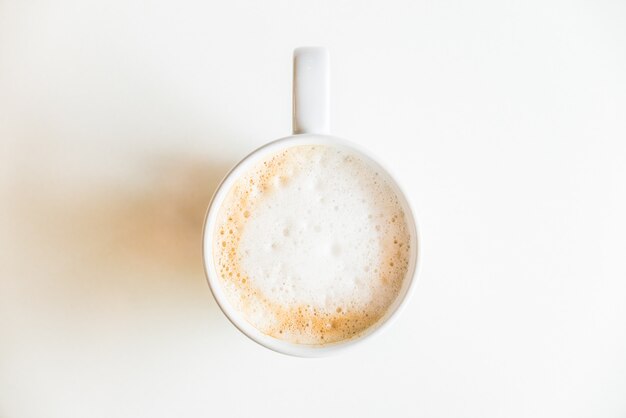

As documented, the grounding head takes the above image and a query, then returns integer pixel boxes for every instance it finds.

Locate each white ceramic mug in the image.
[202,47,420,357]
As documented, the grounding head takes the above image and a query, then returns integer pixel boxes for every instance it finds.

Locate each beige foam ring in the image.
[213,145,411,345]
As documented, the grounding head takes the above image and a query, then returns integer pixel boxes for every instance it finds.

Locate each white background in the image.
[1,0,625,417]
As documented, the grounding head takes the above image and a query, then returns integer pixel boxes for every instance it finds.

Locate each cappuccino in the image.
[213,144,411,345]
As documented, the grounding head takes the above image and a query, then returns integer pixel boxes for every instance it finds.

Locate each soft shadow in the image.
[10,154,235,332]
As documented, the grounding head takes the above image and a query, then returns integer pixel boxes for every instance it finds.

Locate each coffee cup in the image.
[202,47,420,356]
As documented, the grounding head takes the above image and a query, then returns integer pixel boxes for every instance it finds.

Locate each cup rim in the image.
[202,134,421,357]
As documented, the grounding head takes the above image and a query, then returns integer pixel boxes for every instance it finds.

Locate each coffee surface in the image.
[213,144,411,345]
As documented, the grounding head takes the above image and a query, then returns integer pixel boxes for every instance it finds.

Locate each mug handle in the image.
[293,47,330,135]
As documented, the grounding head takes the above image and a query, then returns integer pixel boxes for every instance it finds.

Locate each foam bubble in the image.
[214,145,411,345]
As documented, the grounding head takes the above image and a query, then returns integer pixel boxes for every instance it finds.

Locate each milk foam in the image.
[214,145,411,345]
